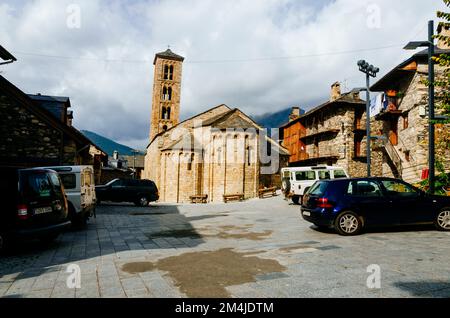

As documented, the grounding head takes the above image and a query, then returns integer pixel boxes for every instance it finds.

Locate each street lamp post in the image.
[404,20,435,194]
[357,60,380,177]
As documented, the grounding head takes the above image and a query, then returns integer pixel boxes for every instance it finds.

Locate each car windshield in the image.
[106,179,120,186]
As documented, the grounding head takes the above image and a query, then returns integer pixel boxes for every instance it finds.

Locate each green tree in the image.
[419,1,450,194]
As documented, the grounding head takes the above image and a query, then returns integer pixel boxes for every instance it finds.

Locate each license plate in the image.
[303,211,311,217]
[34,207,53,215]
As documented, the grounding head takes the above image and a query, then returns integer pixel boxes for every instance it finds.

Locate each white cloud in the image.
[0,0,447,150]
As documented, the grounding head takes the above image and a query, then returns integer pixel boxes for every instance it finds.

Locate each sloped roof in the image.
[153,49,185,64]
[0,45,16,62]
[0,75,107,157]
[281,92,365,129]
[371,46,450,91]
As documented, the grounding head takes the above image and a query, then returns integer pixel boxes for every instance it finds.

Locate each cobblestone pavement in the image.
[1,195,450,298]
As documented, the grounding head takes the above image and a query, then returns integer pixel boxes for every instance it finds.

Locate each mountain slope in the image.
[253,107,303,130]
[81,130,140,156]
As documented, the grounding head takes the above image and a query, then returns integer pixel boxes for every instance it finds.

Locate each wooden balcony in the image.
[299,129,340,141]
[295,151,340,165]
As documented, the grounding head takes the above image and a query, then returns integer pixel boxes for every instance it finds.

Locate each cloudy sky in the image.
[0,0,447,149]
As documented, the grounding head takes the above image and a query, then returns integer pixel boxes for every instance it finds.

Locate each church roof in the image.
[153,49,185,65]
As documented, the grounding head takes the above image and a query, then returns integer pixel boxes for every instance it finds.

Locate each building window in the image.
[162,86,168,100]
[169,65,174,80]
[167,107,171,120]
[404,150,411,162]
[162,125,168,132]
[354,136,363,158]
[161,107,167,119]
[188,154,194,171]
[168,87,172,101]
[164,65,169,80]
[247,147,252,166]
[403,113,409,130]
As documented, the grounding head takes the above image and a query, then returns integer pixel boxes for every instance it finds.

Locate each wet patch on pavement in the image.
[121,248,286,298]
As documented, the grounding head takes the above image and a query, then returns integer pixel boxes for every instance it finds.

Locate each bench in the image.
[190,195,208,204]
[258,187,278,199]
[223,194,245,203]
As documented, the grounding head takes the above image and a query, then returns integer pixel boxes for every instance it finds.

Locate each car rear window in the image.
[309,182,328,196]
[295,171,316,181]
[22,173,52,199]
[60,174,76,189]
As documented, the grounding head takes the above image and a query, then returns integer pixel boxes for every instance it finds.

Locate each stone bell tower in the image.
[149,48,184,140]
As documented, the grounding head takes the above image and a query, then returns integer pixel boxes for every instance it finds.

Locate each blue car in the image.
[301,177,450,236]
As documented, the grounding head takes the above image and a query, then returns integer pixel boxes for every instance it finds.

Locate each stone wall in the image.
[0,93,62,167]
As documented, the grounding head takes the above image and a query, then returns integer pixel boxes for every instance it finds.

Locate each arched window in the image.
[169,65,174,80]
[162,86,168,100]
[164,65,169,80]
[187,153,194,171]
[167,107,171,120]
[162,125,168,132]
[247,147,252,166]
[168,87,172,101]
[161,107,167,119]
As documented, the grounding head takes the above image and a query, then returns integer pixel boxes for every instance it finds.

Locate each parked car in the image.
[301,177,450,236]
[95,178,159,207]
[41,166,96,227]
[281,166,349,205]
[0,167,71,250]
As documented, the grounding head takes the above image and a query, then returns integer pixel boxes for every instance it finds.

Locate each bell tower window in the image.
[168,87,172,101]
[169,65,174,80]
[163,65,169,80]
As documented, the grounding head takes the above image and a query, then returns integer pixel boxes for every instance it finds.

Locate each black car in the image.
[95,178,159,207]
[301,177,450,236]
[0,168,71,250]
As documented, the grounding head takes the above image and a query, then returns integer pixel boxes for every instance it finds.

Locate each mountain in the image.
[253,107,304,130]
[81,130,141,156]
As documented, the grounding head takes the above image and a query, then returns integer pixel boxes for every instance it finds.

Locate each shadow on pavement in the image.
[0,203,205,295]
[393,281,450,297]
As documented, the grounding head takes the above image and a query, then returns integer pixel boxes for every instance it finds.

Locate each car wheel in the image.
[137,196,149,207]
[435,209,450,231]
[335,211,363,236]
[292,196,300,205]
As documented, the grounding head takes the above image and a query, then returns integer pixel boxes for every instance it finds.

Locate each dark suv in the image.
[0,168,71,250]
[95,178,159,207]
[301,177,450,236]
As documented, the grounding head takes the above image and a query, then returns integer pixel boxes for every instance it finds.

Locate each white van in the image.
[43,166,96,226]
[281,166,349,205]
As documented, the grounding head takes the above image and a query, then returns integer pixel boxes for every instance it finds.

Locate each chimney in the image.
[330,82,341,102]
[437,23,450,50]
[289,107,301,122]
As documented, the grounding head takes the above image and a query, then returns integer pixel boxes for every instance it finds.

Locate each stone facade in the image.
[149,49,184,140]
[281,83,383,178]
[371,46,450,184]
[0,75,108,178]
[143,50,289,203]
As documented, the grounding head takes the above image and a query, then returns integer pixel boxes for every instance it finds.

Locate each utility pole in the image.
[404,20,436,193]
[357,60,380,177]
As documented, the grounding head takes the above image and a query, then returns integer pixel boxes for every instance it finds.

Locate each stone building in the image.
[0,75,107,183]
[143,50,289,203]
[371,25,450,184]
[280,82,383,178]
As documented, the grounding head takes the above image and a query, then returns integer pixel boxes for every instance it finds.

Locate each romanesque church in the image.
[143,49,289,203]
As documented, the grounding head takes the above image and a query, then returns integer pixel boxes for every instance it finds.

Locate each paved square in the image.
[1,195,450,298]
